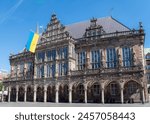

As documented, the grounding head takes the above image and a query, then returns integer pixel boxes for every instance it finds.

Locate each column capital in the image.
[84,84,87,90]
[24,85,27,92]
[55,83,60,90]
[101,83,105,89]
[120,83,124,89]
[44,85,47,91]
[16,85,19,92]
[34,85,37,92]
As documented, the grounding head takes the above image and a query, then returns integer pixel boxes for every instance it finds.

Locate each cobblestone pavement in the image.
[0,102,150,107]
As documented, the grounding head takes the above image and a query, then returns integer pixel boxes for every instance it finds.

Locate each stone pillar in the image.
[117,47,122,67]
[69,84,72,103]
[84,84,87,103]
[68,60,71,76]
[55,49,59,78]
[142,87,145,103]
[68,45,72,76]
[55,84,59,103]
[24,85,27,102]
[44,64,47,78]
[44,85,47,102]
[34,85,37,102]
[101,83,105,104]
[16,85,18,102]
[1,86,4,102]
[131,47,136,66]
[101,89,104,104]
[120,83,124,104]
[121,88,124,104]
[34,65,37,79]
[8,86,11,102]
[101,49,106,68]
[86,48,90,69]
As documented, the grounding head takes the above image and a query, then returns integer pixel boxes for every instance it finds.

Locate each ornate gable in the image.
[40,14,71,43]
[83,18,105,38]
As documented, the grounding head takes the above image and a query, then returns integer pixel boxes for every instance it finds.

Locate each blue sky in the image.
[0,0,150,72]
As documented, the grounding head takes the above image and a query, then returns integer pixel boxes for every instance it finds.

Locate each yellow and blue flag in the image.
[26,32,39,53]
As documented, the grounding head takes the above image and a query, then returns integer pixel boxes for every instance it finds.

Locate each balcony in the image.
[70,65,143,76]
[3,71,34,83]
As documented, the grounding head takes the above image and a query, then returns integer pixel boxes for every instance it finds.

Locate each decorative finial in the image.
[139,22,143,30]
[36,22,39,34]
[90,17,97,27]
[51,13,57,21]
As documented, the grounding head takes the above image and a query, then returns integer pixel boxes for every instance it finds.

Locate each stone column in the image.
[120,83,124,104]
[101,49,106,68]
[55,49,59,78]
[34,65,37,79]
[1,86,4,102]
[69,84,72,103]
[24,85,27,102]
[121,88,124,104]
[34,85,37,102]
[84,84,87,103]
[8,86,11,102]
[68,61,71,76]
[142,87,145,103]
[117,47,122,67]
[44,64,47,78]
[131,47,136,66]
[55,84,59,103]
[16,85,18,102]
[101,83,105,104]
[44,85,47,102]
[68,45,72,76]
[86,48,90,69]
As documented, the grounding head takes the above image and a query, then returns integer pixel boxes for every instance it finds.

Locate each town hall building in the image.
[3,14,148,104]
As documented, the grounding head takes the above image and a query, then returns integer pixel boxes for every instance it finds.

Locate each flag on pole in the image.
[26,32,39,53]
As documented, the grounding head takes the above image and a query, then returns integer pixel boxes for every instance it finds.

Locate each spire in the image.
[36,23,39,34]
[139,22,143,30]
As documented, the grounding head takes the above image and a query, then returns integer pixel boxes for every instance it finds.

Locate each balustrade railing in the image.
[77,30,141,42]
[71,65,143,76]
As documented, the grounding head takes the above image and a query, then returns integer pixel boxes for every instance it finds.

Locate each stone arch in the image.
[104,81,121,103]
[72,83,85,103]
[87,82,101,103]
[47,85,52,102]
[10,86,16,102]
[123,79,142,87]
[26,86,34,102]
[59,85,63,102]
[59,84,69,103]
[50,85,55,102]
[123,80,142,103]
[104,80,120,88]
[36,86,44,102]
[18,86,25,102]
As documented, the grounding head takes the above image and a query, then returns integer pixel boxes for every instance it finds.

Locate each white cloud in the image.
[0,0,24,24]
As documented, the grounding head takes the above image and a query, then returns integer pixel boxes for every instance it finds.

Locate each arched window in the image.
[122,47,132,67]
[127,83,137,94]
[110,83,118,95]
[92,83,100,95]
[47,64,51,77]
[91,49,100,69]
[78,84,84,95]
[78,51,86,70]
[47,50,51,61]
[106,48,117,68]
